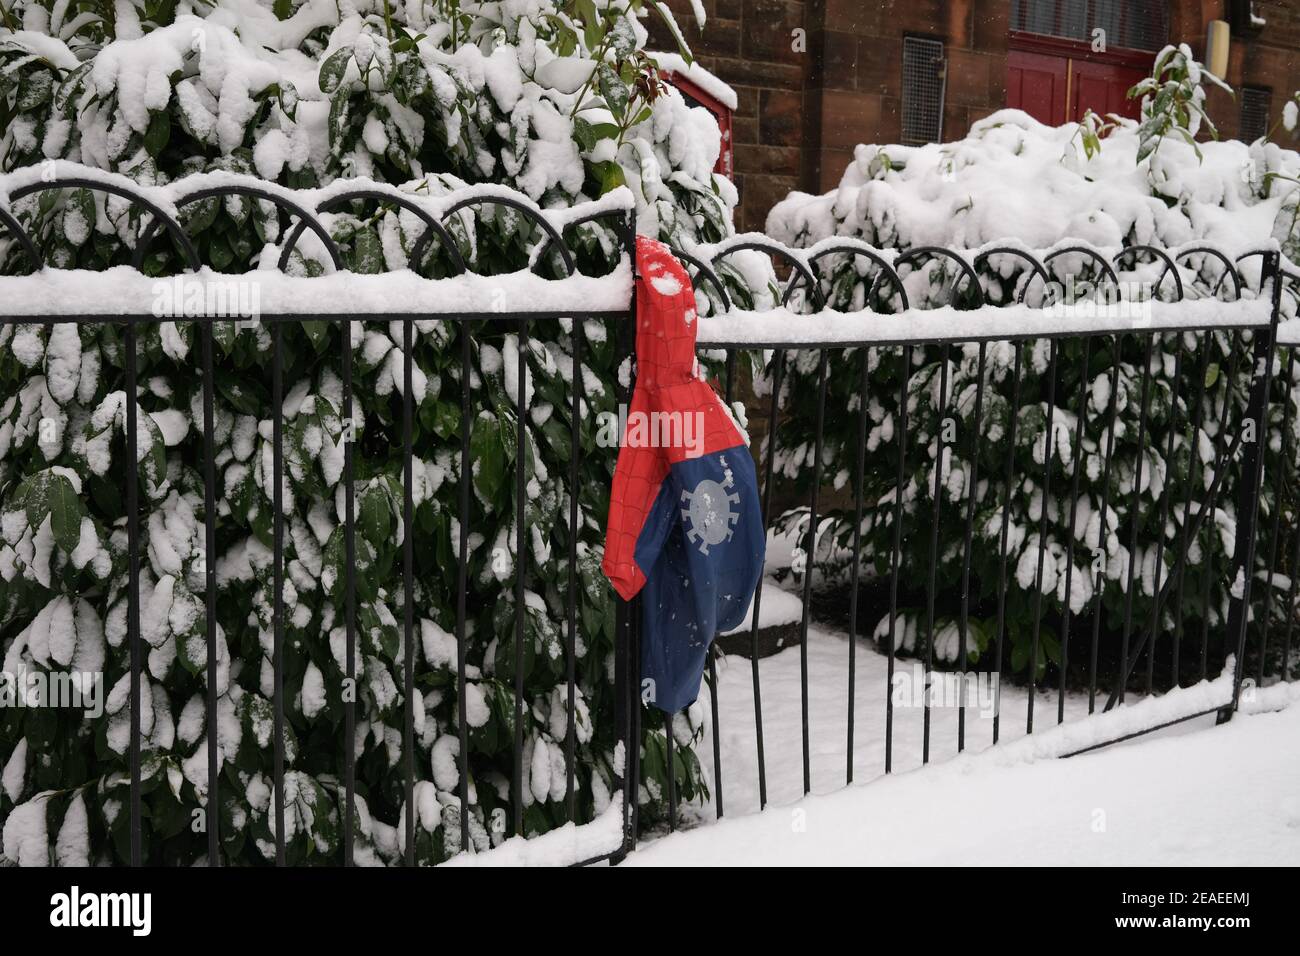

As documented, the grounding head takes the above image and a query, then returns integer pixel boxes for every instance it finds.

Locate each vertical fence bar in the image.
[1282,503,1300,683]
[564,316,584,823]
[706,353,739,817]
[1257,348,1296,685]
[455,322,472,851]
[1058,337,1093,724]
[704,655,722,818]
[613,218,639,859]
[846,347,870,779]
[1117,336,1154,707]
[271,323,286,866]
[1201,334,1242,682]
[343,317,357,866]
[1147,337,1184,692]
[125,321,143,867]
[886,344,911,772]
[956,344,987,751]
[923,345,950,763]
[629,604,644,845]
[1228,251,1284,712]
[1088,351,1122,713]
[992,342,1022,744]
[1172,340,1211,688]
[608,314,630,858]
[798,350,828,793]
[201,322,220,864]
[402,317,416,865]
[513,323,528,836]
[612,597,631,856]
[749,349,782,806]
[664,712,677,831]
[1027,339,1059,734]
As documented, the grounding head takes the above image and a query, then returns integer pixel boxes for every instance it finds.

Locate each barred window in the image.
[1240,87,1272,143]
[901,36,945,146]
[1011,0,1169,52]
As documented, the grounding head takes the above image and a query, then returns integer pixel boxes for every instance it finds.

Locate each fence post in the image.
[611,210,640,863]
[1223,250,1284,720]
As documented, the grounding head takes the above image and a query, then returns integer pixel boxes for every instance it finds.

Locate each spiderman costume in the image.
[602,236,765,714]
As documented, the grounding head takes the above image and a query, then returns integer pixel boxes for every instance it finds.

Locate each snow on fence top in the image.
[678,229,1288,348]
[0,162,1293,341]
[694,298,1276,349]
[0,264,634,320]
[0,162,636,318]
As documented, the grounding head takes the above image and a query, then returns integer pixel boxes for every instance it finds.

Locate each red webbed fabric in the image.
[601,236,743,600]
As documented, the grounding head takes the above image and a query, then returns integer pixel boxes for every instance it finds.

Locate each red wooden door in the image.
[1069,59,1145,122]
[1006,50,1070,126]
[1007,36,1153,127]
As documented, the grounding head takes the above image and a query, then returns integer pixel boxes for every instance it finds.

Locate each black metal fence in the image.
[0,164,638,866]
[1,163,1297,864]
[652,233,1297,832]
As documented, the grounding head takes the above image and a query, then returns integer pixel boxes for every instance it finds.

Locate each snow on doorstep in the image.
[624,698,1300,866]
[0,262,633,317]
[440,796,624,867]
[695,296,1273,347]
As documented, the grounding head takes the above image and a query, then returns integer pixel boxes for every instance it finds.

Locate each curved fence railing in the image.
[645,231,1298,830]
[0,163,638,868]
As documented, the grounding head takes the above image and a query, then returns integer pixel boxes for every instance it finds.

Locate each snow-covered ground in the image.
[448,624,1292,867]
[629,677,1300,866]
[696,621,1168,819]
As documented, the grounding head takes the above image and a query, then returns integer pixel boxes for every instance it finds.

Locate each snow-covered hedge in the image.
[760,53,1300,684]
[0,0,736,865]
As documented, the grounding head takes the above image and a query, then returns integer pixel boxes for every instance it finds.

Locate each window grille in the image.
[1011,0,1170,52]
[1240,87,1272,143]
[902,36,945,146]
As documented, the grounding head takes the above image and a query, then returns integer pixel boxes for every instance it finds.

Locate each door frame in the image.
[1008,30,1157,72]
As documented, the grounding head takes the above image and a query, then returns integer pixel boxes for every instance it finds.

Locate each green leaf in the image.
[572,116,596,152]
[66,187,95,247]
[301,320,330,351]
[576,0,601,51]
[16,69,53,111]
[1204,362,1219,388]
[23,471,84,555]
[210,234,234,271]
[177,631,206,676]
[595,63,627,121]
[352,226,385,274]
[428,401,461,440]
[144,108,170,157]
[318,47,353,96]
[359,485,392,545]
[183,195,220,236]
[48,475,83,554]
[650,1,694,65]
[597,160,626,194]
[1010,638,1029,673]
[470,414,505,502]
